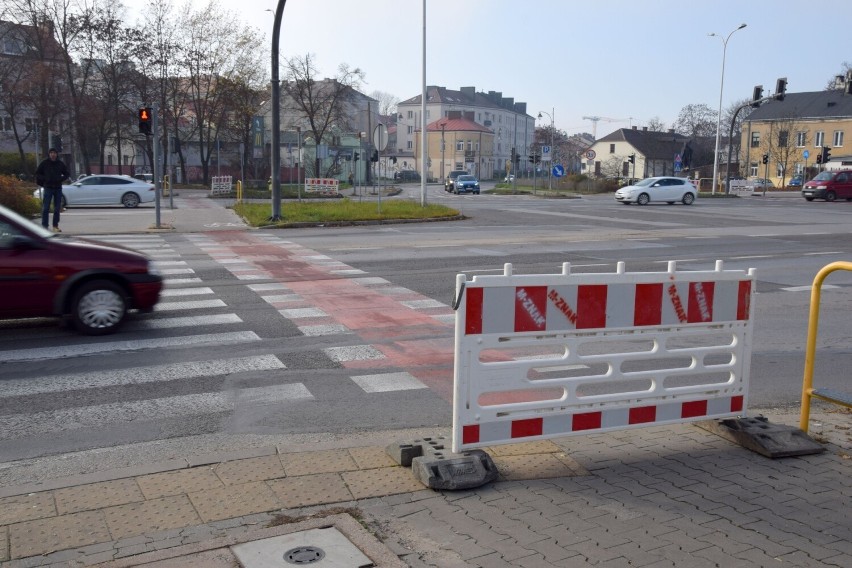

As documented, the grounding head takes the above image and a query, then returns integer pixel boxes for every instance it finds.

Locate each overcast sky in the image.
[138,0,852,136]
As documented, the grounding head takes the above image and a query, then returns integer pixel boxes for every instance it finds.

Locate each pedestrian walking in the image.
[36,148,70,232]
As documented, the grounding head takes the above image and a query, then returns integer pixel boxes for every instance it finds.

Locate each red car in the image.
[0,204,162,335]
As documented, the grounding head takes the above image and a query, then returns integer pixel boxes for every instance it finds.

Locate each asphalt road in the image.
[2,186,851,485]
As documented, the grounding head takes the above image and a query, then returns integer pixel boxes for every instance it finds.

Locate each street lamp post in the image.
[537,109,554,191]
[709,23,746,196]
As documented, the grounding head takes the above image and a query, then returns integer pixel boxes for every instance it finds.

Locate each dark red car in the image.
[0,204,162,335]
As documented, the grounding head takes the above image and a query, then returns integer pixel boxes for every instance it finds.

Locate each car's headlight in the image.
[147,260,161,276]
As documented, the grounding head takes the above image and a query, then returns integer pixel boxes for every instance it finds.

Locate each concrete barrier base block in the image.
[386,437,497,490]
[697,415,826,458]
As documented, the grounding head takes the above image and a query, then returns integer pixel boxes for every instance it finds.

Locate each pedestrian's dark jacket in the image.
[36,158,69,190]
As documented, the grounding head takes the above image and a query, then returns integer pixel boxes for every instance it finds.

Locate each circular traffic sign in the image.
[803,150,810,159]
[585,149,596,160]
[552,164,565,178]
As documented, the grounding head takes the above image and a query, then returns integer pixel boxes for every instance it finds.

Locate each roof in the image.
[400,86,530,117]
[746,89,852,121]
[425,117,492,133]
[598,128,691,160]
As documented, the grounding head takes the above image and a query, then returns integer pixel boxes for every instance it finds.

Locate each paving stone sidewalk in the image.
[0,405,848,567]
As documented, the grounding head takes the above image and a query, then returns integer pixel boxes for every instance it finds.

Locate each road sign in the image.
[373,124,388,151]
[585,149,596,160]
[803,150,810,159]
[674,153,683,173]
[541,145,552,162]
[552,164,565,177]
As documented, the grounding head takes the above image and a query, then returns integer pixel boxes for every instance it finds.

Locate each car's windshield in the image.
[0,204,54,238]
[813,172,834,181]
[634,178,657,187]
[458,175,475,182]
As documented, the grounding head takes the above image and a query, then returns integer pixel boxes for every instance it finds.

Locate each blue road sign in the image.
[803,150,810,159]
[552,164,565,177]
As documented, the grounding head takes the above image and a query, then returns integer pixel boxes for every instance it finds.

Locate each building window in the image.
[467,141,472,151]
[25,118,34,132]
[425,110,430,118]
[1,116,11,131]
[407,125,413,134]
[456,140,463,151]
[834,131,844,147]
[796,132,806,147]
[609,144,615,153]
[108,154,114,165]
[406,141,412,149]
[750,162,758,177]
[815,131,824,147]
[123,155,130,165]
[750,132,760,148]
[778,130,788,147]
[407,111,413,119]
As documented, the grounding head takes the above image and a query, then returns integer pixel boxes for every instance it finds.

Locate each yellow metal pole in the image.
[799,261,852,431]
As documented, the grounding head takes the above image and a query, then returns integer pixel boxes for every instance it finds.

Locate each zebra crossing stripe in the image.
[0,384,313,440]
[0,355,286,398]
[0,332,261,362]
[136,314,242,329]
[154,299,227,311]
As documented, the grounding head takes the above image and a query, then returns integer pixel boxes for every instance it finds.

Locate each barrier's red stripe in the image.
[514,286,548,332]
[573,411,602,431]
[687,282,715,323]
[577,285,607,329]
[737,281,751,320]
[634,283,663,326]
[629,405,657,424]
[731,395,744,412]
[681,400,708,418]
[462,424,480,444]
[511,417,543,438]
[465,288,483,335]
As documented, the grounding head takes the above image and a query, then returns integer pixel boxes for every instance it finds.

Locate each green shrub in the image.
[0,152,36,178]
[0,175,41,217]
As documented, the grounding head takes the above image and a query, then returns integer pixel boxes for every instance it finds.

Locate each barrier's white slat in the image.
[451,261,756,453]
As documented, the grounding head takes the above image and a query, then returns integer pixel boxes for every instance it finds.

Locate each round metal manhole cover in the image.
[284,546,326,564]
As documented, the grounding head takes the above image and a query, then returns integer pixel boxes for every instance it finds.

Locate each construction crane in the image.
[582,116,632,139]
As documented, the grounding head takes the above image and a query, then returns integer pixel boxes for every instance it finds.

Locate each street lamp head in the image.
[537,112,543,119]
[737,23,747,30]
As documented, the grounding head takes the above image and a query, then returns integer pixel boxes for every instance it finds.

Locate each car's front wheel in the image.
[71,280,128,335]
[682,193,695,205]
[637,193,650,205]
[825,191,837,202]
[122,192,141,208]
[805,197,814,202]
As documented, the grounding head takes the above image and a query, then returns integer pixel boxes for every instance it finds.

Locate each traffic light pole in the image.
[151,103,162,228]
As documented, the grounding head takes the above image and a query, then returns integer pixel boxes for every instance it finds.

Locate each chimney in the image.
[668,128,675,134]
[835,75,846,90]
[632,126,637,130]
[643,127,648,131]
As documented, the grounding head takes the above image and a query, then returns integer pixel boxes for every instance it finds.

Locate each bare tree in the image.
[369,90,399,117]
[825,62,852,90]
[673,103,717,138]
[764,114,805,187]
[282,53,364,177]
[178,0,264,185]
[645,116,666,132]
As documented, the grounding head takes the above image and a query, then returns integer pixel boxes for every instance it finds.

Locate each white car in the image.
[614,176,696,205]
[36,174,156,208]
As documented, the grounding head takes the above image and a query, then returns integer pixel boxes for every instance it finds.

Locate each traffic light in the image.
[816,154,822,165]
[751,85,763,108]
[353,152,359,162]
[821,146,831,164]
[775,77,787,101]
[391,156,397,164]
[628,153,635,164]
[138,107,152,135]
[762,154,769,165]
[370,149,379,162]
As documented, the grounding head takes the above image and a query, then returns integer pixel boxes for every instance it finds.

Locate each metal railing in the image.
[800,261,852,432]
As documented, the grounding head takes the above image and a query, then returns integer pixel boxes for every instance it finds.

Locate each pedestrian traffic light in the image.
[762,154,769,165]
[775,77,787,101]
[821,146,831,164]
[353,152,359,162]
[816,154,822,165]
[370,149,379,162]
[628,153,635,164]
[138,107,152,135]
[751,85,763,108]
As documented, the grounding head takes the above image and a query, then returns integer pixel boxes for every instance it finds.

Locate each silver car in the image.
[614,176,696,205]
[36,174,156,208]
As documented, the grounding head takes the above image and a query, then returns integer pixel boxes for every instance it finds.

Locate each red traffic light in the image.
[138,107,153,135]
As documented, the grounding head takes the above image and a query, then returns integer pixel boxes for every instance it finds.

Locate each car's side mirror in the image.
[11,235,39,250]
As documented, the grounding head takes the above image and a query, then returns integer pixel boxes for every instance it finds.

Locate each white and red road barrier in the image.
[451,260,756,453]
[304,178,339,196]
[211,176,233,196]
